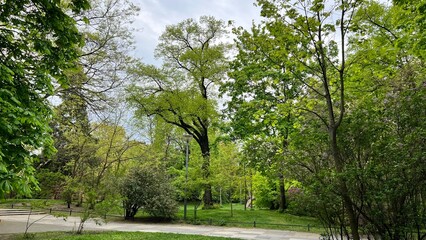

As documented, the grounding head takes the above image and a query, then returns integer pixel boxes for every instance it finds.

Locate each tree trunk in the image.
[124,205,138,220]
[200,140,213,208]
[330,127,360,240]
[202,158,213,207]
[278,173,287,212]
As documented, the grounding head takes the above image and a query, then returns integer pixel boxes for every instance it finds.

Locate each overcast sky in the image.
[131,0,262,65]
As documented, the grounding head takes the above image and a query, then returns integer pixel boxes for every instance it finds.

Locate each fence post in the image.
[308,224,310,231]
[69,209,72,216]
[11,204,13,209]
[209,218,212,225]
[50,208,52,214]
[253,220,256,228]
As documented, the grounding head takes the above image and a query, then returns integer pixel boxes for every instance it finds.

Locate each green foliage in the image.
[120,166,178,219]
[46,112,144,232]
[252,172,278,209]
[65,0,139,111]
[0,0,89,198]
[210,142,240,203]
[285,187,314,217]
[34,169,66,199]
[127,16,230,206]
[224,0,426,239]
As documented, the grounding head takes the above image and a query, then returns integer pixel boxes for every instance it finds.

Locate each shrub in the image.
[120,166,178,219]
[252,172,279,209]
[35,169,66,199]
[286,187,317,217]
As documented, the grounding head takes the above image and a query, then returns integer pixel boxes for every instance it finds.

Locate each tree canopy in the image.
[0,0,89,197]
[221,0,426,238]
[127,16,229,207]
[1,1,425,238]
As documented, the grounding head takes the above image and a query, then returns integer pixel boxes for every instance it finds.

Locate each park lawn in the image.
[0,199,64,209]
[0,199,124,217]
[174,203,322,233]
[7,232,240,240]
[1,199,323,233]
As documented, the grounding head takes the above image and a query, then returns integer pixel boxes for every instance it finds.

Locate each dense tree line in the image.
[223,0,425,239]
[1,0,425,239]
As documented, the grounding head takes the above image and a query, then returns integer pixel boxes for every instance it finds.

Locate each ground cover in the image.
[3,232,241,240]
[0,199,64,209]
[152,203,321,233]
[1,199,323,233]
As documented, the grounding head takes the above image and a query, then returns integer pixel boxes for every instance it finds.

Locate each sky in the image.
[131,0,262,65]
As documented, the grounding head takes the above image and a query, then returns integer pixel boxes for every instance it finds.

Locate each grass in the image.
[1,199,323,233]
[4,232,241,240]
[0,199,64,209]
[170,203,323,233]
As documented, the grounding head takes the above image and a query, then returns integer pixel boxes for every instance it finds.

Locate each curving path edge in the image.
[0,213,320,240]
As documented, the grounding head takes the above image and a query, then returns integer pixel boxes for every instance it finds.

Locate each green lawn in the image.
[5,232,240,240]
[0,199,64,209]
[171,203,322,232]
[1,199,323,233]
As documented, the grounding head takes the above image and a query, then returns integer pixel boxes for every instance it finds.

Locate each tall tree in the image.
[225,0,425,238]
[222,22,300,211]
[39,0,139,175]
[0,0,89,197]
[225,0,363,238]
[334,1,426,238]
[127,16,229,207]
[60,0,139,112]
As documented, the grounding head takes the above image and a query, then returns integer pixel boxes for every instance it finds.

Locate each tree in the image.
[393,0,426,59]
[41,0,139,173]
[61,108,143,203]
[225,0,364,238]
[58,0,139,113]
[36,0,139,202]
[241,136,289,211]
[39,70,92,174]
[332,1,426,238]
[127,16,229,207]
[120,166,178,219]
[54,109,145,233]
[210,141,240,206]
[222,18,305,212]
[0,0,89,197]
[225,0,425,238]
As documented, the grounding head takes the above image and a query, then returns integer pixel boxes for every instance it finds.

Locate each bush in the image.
[35,169,66,199]
[286,186,312,216]
[252,172,279,209]
[120,166,178,219]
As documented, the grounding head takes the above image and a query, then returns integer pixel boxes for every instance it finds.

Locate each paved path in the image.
[0,213,320,240]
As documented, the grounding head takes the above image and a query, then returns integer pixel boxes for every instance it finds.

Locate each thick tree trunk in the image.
[201,156,213,207]
[278,173,287,212]
[200,139,213,208]
[124,204,138,220]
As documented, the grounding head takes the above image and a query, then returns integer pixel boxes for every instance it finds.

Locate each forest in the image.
[0,0,425,239]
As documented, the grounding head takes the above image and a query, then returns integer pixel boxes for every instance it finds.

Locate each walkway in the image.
[0,212,320,240]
